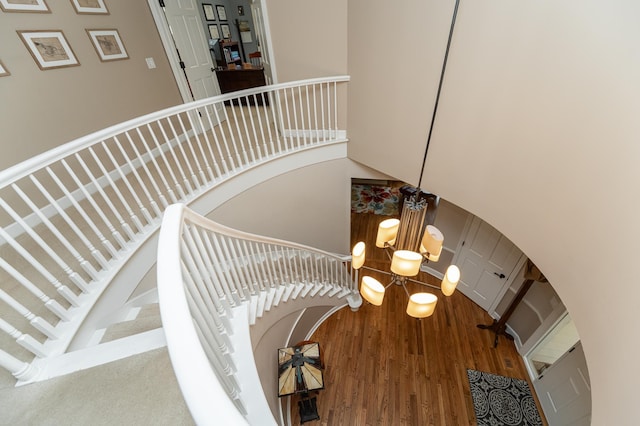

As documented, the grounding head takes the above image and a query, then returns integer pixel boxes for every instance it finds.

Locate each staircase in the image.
[0,77,355,424]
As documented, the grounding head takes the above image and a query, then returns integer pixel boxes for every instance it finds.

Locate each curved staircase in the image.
[0,77,356,424]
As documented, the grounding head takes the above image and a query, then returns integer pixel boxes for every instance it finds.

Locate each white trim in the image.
[147,0,193,103]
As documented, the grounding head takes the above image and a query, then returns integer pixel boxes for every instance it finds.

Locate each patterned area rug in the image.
[467,369,543,426]
[351,184,400,216]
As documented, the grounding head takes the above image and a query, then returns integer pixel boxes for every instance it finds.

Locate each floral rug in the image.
[467,369,543,426]
[351,184,400,216]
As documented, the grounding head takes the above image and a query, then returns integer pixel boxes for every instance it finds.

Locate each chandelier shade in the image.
[406,293,438,318]
[360,276,385,306]
[375,219,400,248]
[351,185,460,319]
[352,241,366,270]
[420,225,444,261]
[441,265,460,296]
[390,250,423,277]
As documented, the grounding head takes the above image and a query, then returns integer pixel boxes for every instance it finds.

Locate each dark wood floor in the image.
[290,212,546,425]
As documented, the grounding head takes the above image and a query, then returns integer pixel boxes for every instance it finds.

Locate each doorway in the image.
[148,0,274,104]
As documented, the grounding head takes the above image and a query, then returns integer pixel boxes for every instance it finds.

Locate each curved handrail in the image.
[0,75,350,185]
[157,204,359,425]
[0,76,350,382]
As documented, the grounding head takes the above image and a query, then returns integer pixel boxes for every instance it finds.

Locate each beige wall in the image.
[346,0,456,186]
[416,1,639,424]
[0,1,181,170]
[265,0,347,82]
[209,158,394,255]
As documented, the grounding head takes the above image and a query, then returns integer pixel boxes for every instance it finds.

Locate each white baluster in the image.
[122,131,165,216]
[71,153,134,246]
[101,139,153,226]
[0,259,71,321]
[0,198,90,293]
[144,123,183,202]
[156,118,193,196]
[164,115,199,191]
[0,318,49,358]
[87,147,145,234]
[0,289,59,339]
[0,349,40,381]
[175,113,206,188]
[11,183,103,278]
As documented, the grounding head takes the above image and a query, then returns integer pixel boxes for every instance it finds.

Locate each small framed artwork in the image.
[215,4,226,21]
[86,29,128,62]
[208,24,220,40]
[220,24,231,40]
[237,5,244,16]
[0,0,50,13]
[70,0,108,14]
[202,3,215,21]
[18,30,80,70]
[0,60,10,77]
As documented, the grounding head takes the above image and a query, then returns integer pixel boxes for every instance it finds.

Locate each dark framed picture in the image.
[0,0,49,13]
[215,4,226,21]
[18,30,80,70]
[220,24,231,39]
[86,29,128,62]
[202,3,215,21]
[208,24,220,40]
[237,5,244,16]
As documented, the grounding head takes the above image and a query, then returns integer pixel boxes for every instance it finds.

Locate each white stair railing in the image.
[157,204,361,425]
[0,76,350,383]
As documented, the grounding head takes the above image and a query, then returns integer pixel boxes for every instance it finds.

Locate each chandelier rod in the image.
[418,0,461,188]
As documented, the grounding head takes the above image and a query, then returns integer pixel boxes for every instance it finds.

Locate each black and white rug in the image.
[467,369,543,426]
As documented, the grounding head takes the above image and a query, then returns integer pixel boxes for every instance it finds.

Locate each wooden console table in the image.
[215,67,267,105]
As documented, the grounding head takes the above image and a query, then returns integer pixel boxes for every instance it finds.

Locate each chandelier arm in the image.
[405,277,441,291]
[401,282,411,298]
[360,265,393,276]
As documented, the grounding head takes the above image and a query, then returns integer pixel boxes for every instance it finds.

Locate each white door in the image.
[454,216,525,312]
[534,342,591,425]
[162,0,220,101]
[250,0,276,84]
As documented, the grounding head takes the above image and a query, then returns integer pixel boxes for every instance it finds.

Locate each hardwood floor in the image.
[289,213,546,425]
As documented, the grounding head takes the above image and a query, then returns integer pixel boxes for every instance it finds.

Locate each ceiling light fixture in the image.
[352,186,460,318]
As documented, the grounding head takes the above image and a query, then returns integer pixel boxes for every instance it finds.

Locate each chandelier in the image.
[351,186,460,318]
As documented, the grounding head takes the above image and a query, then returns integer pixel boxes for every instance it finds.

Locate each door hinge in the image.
[569,346,576,353]
[179,61,186,69]
[158,0,165,7]
[462,240,465,247]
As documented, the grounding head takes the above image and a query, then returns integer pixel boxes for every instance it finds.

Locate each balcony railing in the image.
[0,76,350,384]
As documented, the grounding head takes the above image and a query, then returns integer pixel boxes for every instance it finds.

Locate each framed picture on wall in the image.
[70,0,109,14]
[18,30,80,70]
[0,0,50,13]
[215,4,227,21]
[0,60,10,77]
[86,29,129,62]
[208,24,220,40]
[220,24,231,40]
[202,3,215,21]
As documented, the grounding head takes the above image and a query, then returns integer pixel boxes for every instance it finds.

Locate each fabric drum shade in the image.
[376,219,399,248]
[390,250,422,277]
[360,275,385,305]
[406,292,438,318]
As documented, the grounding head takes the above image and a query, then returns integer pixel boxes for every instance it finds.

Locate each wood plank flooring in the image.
[289,212,546,425]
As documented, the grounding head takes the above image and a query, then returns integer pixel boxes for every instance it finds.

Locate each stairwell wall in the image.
[0,1,181,170]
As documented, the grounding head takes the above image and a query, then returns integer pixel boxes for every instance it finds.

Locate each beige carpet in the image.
[0,348,194,426]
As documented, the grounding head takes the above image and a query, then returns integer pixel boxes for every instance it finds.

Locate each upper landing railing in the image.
[0,76,350,383]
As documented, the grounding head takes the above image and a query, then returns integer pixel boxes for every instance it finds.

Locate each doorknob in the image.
[494,272,506,279]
